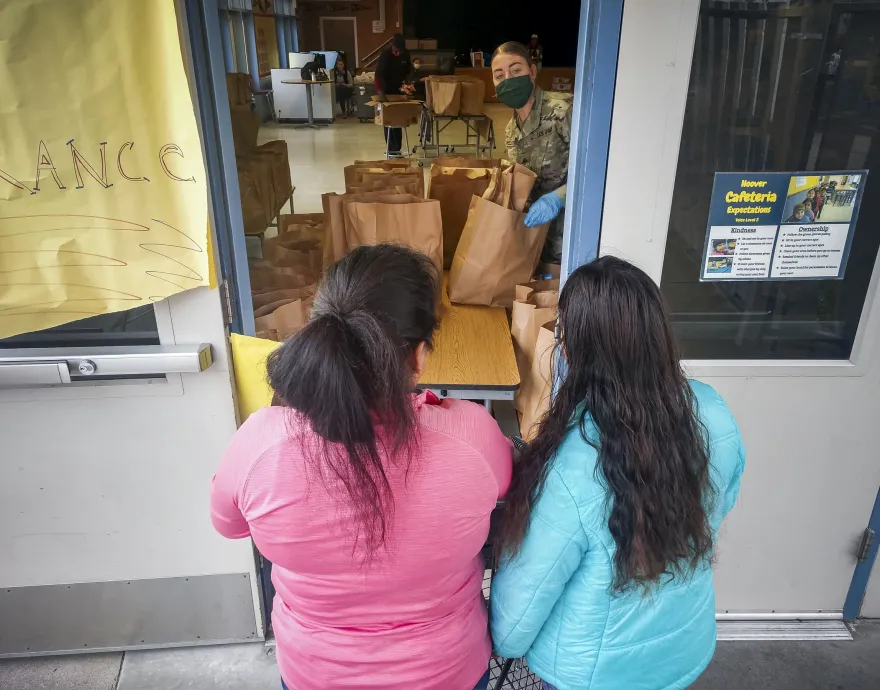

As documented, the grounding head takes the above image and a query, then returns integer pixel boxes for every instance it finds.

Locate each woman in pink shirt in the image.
[211,245,512,690]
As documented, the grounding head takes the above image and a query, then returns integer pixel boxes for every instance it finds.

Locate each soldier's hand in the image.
[525,191,564,227]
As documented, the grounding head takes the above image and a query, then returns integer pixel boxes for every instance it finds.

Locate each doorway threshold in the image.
[717,619,852,641]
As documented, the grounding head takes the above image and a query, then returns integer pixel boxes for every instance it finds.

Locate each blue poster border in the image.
[699,169,869,282]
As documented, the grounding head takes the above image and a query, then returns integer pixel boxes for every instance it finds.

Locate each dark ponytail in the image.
[267,245,439,556]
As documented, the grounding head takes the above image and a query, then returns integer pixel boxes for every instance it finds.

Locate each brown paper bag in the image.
[511,291,558,414]
[237,156,273,235]
[278,212,324,239]
[323,191,416,267]
[483,162,537,213]
[342,196,443,272]
[262,246,321,284]
[355,172,425,198]
[253,299,307,341]
[354,159,419,169]
[252,286,315,311]
[255,329,279,341]
[448,193,549,307]
[249,265,314,292]
[274,299,306,340]
[321,193,348,268]
[515,279,561,302]
[253,298,296,319]
[459,80,486,116]
[519,321,556,440]
[254,141,292,214]
[428,77,461,115]
[428,169,493,269]
[230,103,259,155]
[344,164,417,187]
[432,156,501,169]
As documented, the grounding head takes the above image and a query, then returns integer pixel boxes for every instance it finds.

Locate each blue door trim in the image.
[183,0,255,335]
[844,488,880,621]
[560,0,624,280]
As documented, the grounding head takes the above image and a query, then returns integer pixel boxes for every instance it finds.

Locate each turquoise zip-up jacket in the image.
[491,381,746,690]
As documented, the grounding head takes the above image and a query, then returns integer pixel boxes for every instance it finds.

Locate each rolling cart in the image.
[417,108,496,159]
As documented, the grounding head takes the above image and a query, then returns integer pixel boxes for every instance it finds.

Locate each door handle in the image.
[0,344,212,388]
[0,362,72,386]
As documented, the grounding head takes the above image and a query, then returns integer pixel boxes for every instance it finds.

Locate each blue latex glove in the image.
[524,191,564,227]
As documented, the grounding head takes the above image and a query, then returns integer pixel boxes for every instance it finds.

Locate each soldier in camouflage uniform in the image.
[505,86,573,263]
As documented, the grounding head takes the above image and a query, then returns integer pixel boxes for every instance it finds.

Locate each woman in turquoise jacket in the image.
[491,257,746,690]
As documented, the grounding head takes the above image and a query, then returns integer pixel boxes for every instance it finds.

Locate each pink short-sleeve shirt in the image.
[211,392,512,689]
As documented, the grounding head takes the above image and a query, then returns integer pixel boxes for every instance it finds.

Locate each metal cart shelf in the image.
[416,108,496,159]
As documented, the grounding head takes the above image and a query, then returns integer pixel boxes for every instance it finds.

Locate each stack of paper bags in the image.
[510,279,560,439]
[343,162,424,198]
[424,75,486,116]
[322,191,442,272]
[236,141,293,236]
[248,213,324,341]
[448,162,549,307]
[226,73,260,155]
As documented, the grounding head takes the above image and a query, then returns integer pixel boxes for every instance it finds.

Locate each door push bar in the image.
[0,344,213,387]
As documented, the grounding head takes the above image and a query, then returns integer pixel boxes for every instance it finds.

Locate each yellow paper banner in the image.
[0,0,209,339]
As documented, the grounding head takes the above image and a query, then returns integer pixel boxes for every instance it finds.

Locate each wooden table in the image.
[280,79,328,129]
[418,279,519,411]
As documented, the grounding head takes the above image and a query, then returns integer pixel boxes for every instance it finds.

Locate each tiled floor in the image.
[257,104,512,215]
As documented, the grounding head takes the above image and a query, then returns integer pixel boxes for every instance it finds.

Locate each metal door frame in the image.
[844,488,880,620]
[560,0,625,280]
[184,0,256,336]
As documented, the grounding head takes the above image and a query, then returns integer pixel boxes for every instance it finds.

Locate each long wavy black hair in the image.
[499,256,714,592]
[267,245,439,557]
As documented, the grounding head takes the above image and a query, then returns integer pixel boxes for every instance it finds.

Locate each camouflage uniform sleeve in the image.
[505,117,518,163]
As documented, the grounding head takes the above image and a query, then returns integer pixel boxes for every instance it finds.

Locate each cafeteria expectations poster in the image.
[0,0,209,339]
[700,171,867,281]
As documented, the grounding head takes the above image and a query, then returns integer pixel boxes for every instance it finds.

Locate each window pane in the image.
[660,1,880,359]
[0,305,159,349]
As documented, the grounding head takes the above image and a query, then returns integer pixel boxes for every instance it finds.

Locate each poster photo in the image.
[700,172,867,281]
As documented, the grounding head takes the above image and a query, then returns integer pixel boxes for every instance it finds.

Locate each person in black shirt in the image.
[374,34,411,156]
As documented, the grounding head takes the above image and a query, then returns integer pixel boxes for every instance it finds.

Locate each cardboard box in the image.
[366,98,423,126]
[418,39,438,50]
[405,39,419,50]
[373,102,422,126]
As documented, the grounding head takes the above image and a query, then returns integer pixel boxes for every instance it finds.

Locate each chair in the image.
[252,89,276,123]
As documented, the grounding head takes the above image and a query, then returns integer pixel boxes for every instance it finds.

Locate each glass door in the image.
[661,0,880,360]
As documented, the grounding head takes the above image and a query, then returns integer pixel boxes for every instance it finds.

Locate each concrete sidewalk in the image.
[1,620,878,689]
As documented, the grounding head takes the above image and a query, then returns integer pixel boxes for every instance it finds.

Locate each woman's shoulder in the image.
[232,407,309,464]
[688,379,741,443]
[547,421,605,503]
[417,395,506,447]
